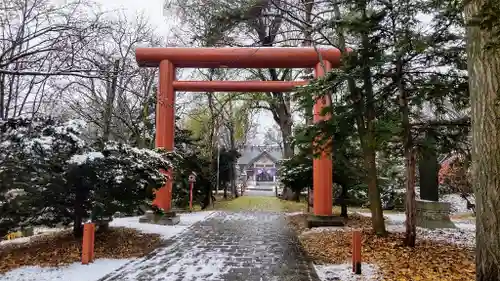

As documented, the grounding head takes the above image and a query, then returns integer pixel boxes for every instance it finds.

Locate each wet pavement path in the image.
[100,211,320,281]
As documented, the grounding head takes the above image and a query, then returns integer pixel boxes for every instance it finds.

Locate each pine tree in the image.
[296,0,468,240]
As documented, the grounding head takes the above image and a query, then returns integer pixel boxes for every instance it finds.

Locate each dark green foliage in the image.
[279,124,366,207]
[171,126,213,209]
[289,0,469,220]
[0,118,172,237]
[69,143,172,221]
[277,152,312,193]
[0,118,85,236]
[217,147,241,187]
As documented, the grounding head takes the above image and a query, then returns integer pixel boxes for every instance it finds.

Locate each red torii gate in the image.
[135,47,341,219]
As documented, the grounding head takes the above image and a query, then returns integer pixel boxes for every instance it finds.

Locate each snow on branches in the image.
[0,117,175,237]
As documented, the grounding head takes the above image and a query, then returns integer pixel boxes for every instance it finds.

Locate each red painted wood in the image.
[136,47,342,68]
[173,81,307,92]
[312,60,333,216]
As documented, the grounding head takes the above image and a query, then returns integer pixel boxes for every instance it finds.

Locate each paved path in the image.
[100,211,319,281]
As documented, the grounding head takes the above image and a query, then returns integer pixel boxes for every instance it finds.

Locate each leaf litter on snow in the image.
[287,212,475,281]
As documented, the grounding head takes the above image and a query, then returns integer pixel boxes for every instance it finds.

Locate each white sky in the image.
[49,1,444,145]
[89,0,276,144]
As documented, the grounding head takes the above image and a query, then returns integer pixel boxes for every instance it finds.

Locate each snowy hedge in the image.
[278,152,409,207]
[278,157,312,193]
[278,154,368,204]
[0,118,173,237]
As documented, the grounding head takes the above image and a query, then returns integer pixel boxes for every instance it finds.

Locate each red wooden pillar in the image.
[352,229,362,274]
[313,60,333,216]
[81,223,95,264]
[153,60,175,212]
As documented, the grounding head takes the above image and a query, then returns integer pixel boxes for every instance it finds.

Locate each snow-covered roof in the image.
[236,145,283,165]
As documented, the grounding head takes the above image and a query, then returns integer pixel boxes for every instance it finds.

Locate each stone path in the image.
[100,211,320,281]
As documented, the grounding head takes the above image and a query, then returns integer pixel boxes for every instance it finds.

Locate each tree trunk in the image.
[360,7,386,236]
[0,75,4,120]
[404,149,417,247]
[206,70,217,204]
[280,117,296,200]
[331,0,385,234]
[395,51,417,246]
[465,1,500,279]
[73,181,86,238]
[281,114,294,159]
[228,99,238,198]
[340,184,348,218]
[363,147,386,235]
[101,59,120,146]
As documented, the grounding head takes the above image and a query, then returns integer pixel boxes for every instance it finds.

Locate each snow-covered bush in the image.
[0,118,173,237]
[168,127,214,209]
[278,156,313,195]
[278,152,367,205]
[0,118,84,236]
[66,142,173,232]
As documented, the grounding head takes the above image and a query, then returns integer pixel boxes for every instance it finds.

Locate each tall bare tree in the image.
[0,0,107,119]
[61,13,165,145]
[166,0,308,199]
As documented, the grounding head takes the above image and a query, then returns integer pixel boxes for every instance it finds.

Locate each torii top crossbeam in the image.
[137,46,340,220]
[135,47,342,68]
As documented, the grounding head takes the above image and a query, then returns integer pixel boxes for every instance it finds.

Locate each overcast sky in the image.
[87,0,278,144]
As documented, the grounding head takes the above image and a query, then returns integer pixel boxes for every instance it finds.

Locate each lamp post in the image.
[188,172,196,211]
[240,171,247,195]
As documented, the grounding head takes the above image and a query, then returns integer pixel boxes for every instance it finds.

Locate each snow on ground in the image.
[300,211,475,248]
[308,210,475,281]
[284,211,305,216]
[0,259,133,281]
[300,226,346,236]
[314,263,379,281]
[0,211,215,281]
[357,212,476,249]
[103,243,236,281]
[441,194,475,214]
[110,211,215,239]
[292,209,475,247]
[220,212,279,222]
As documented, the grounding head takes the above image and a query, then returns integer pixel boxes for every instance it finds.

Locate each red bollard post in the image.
[188,172,196,212]
[352,229,362,274]
[82,223,96,264]
[189,182,194,210]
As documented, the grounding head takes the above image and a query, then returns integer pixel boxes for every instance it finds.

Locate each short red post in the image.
[189,182,193,210]
[82,223,96,264]
[188,172,196,211]
[352,229,362,274]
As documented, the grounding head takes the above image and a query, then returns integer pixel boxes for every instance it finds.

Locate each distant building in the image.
[236,145,283,183]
